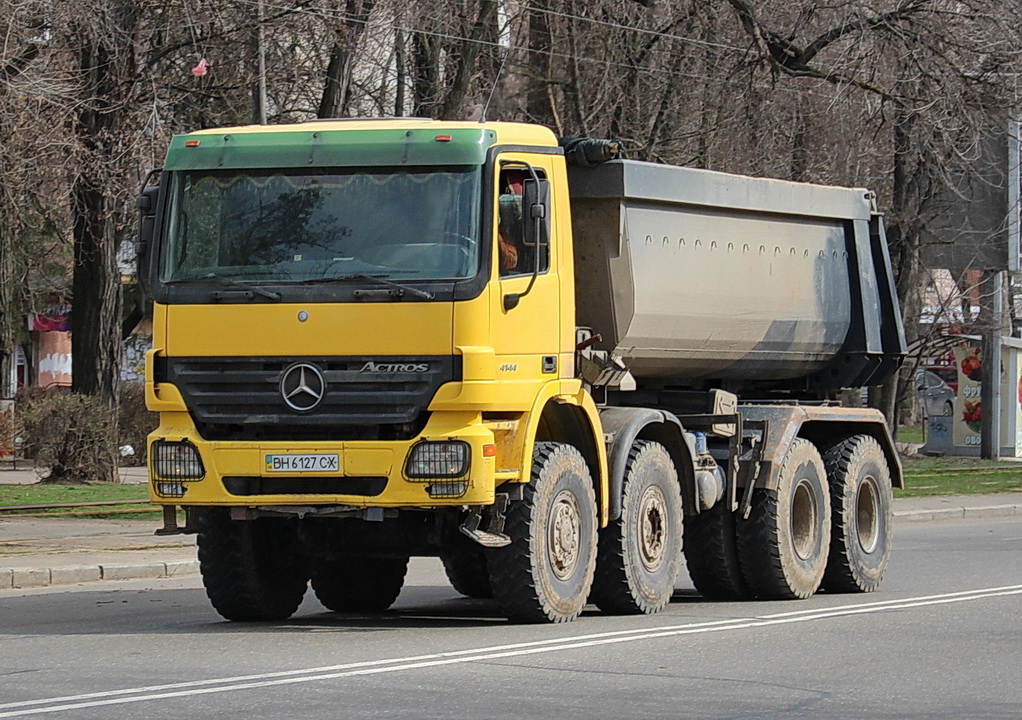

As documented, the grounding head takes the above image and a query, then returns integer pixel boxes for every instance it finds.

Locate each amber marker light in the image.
[434,134,453,142]
[483,444,496,457]
[185,140,201,147]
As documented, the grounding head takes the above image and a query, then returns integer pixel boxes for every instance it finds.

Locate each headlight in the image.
[151,440,205,480]
[405,441,470,479]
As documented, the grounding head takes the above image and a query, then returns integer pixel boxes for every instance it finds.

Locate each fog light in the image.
[154,481,187,499]
[428,481,468,498]
[405,441,469,479]
[152,439,205,480]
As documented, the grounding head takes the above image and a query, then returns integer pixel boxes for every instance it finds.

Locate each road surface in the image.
[1,516,1019,719]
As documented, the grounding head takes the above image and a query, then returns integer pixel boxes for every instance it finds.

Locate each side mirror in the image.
[136,169,162,295]
[522,177,550,249]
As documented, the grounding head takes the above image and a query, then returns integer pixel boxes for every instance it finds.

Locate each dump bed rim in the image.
[568,159,875,222]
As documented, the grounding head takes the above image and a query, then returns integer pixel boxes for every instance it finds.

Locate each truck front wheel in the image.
[737,438,831,599]
[591,440,683,614]
[821,435,893,593]
[487,442,598,623]
[311,555,409,612]
[197,509,309,621]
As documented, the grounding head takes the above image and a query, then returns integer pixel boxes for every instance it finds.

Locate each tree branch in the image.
[0,43,40,82]
[725,0,932,101]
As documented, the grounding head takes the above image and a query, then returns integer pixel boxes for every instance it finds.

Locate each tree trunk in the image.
[318,1,375,119]
[68,25,130,483]
[526,0,554,128]
[439,0,499,120]
[412,32,441,118]
[394,27,406,116]
[881,106,923,432]
[319,44,352,119]
[70,178,122,404]
[790,97,809,182]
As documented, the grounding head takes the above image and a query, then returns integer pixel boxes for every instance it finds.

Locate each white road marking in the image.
[1,584,1020,718]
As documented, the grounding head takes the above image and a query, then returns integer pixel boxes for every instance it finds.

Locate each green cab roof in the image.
[163,120,557,171]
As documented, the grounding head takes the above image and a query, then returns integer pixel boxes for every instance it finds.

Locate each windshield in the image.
[159,166,482,284]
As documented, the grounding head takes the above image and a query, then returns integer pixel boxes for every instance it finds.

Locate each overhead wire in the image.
[228,0,893,104]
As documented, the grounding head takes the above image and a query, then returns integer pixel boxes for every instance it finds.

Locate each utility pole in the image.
[980,270,1005,459]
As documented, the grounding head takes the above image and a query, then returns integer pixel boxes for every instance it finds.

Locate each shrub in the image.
[118,381,157,466]
[15,389,117,483]
[0,403,14,460]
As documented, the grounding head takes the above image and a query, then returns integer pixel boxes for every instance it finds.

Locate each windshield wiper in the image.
[305,273,434,300]
[175,273,282,301]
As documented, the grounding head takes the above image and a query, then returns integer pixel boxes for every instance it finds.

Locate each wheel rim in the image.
[856,475,881,554]
[548,489,582,580]
[790,478,819,561]
[637,485,668,572]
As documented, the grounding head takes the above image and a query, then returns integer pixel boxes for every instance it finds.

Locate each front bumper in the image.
[147,410,497,508]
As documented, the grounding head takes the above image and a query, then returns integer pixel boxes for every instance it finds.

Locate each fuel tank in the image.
[567,160,905,392]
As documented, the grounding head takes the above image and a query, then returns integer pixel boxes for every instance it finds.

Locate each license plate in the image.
[264,453,340,473]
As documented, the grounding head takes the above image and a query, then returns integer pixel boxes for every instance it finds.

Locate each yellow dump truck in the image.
[138,119,905,623]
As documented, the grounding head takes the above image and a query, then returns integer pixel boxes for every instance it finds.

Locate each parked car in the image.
[916,368,956,417]
[926,365,958,394]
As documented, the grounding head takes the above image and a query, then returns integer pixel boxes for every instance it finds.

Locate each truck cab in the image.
[141,120,602,511]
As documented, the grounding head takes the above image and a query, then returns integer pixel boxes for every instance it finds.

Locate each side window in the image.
[497,168,549,277]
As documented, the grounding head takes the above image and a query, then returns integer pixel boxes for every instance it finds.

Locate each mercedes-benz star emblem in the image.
[280,363,326,412]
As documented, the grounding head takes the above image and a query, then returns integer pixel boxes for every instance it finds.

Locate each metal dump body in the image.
[568,160,904,392]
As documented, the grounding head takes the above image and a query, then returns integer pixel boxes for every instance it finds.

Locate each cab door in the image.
[489,154,562,395]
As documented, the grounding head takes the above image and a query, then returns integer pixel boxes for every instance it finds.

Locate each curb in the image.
[894,503,1019,523]
[0,560,199,590]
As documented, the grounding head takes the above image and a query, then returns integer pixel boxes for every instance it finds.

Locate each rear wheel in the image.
[591,440,683,614]
[821,435,893,593]
[683,502,749,601]
[487,442,598,623]
[737,439,831,599]
[197,509,309,621]
[311,555,409,612]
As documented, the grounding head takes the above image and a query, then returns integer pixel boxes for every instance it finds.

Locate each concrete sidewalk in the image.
[0,517,197,590]
[1,492,1018,592]
[0,466,148,485]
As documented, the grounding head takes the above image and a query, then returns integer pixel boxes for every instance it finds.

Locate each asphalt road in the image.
[1,516,1020,720]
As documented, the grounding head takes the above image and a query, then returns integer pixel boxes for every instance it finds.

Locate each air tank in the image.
[567,160,904,393]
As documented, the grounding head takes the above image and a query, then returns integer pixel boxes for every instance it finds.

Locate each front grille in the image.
[157,356,459,441]
[223,476,388,496]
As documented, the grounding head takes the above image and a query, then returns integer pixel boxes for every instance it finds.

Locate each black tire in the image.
[683,501,750,601]
[942,401,953,417]
[311,555,409,612]
[591,440,683,614]
[197,509,309,621]
[737,438,831,600]
[440,530,492,599]
[821,435,893,593]
[487,442,598,623]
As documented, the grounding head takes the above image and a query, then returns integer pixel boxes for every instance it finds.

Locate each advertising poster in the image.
[1015,356,1022,454]
[952,344,983,448]
[1000,345,1022,456]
